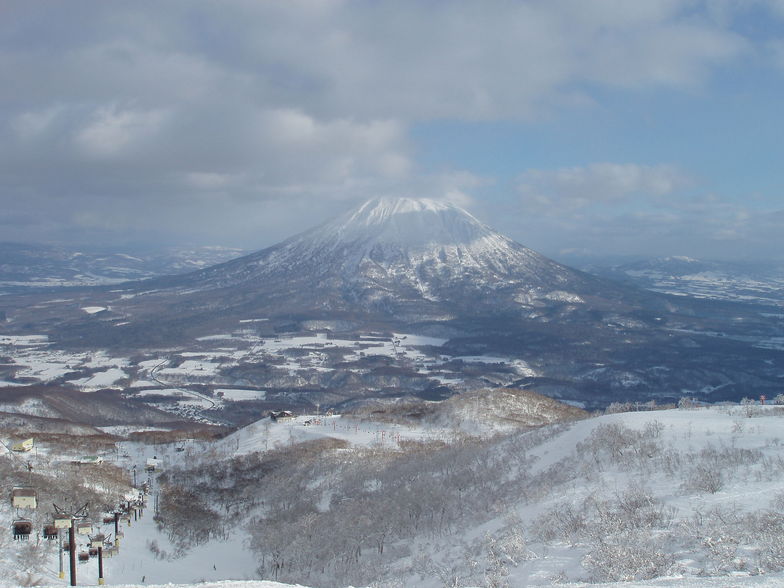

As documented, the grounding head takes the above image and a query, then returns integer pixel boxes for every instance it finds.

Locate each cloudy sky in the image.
[2,0,783,261]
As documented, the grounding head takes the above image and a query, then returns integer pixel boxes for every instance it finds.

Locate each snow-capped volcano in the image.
[132,196,651,321]
[42,196,666,350]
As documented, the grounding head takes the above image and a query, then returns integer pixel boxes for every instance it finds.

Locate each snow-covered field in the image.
[0,328,534,421]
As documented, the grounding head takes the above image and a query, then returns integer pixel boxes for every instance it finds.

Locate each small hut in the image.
[11,438,34,452]
[270,410,295,422]
[145,457,162,472]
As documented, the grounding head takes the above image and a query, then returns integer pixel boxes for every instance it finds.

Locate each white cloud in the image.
[517,163,692,213]
[11,107,62,140]
[0,2,749,122]
[251,109,411,184]
[183,172,242,191]
[0,1,772,250]
[74,105,169,159]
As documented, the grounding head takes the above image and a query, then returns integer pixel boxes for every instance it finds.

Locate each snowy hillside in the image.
[6,402,784,587]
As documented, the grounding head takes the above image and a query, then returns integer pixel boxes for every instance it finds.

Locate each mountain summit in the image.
[316,197,494,249]
[258,196,560,287]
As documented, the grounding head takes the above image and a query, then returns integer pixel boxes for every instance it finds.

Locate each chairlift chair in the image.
[11,487,37,509]
[54,515,72,530]
[77,521,92,535]
[43,524,58,540]
[78,551,90,563]
[12,519,32,540]
[90,533,105,548]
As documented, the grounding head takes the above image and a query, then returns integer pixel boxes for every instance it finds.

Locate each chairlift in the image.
[78,551,90,563]
[42,524,58,540]
[11,487,37,509]
[90,533,105,548]
[77,521,92,535]
[12,519,32,540]
[53,515,72,529]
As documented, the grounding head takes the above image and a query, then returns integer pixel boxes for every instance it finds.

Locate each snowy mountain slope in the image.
[85,404,784,587]
[4,399,784,587]
[0,386,182,427]
[352,386,590,435]
[33,577,784,588]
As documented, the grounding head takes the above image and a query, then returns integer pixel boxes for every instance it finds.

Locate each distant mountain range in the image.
[574,256,784,306]
[0,242,245,289]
